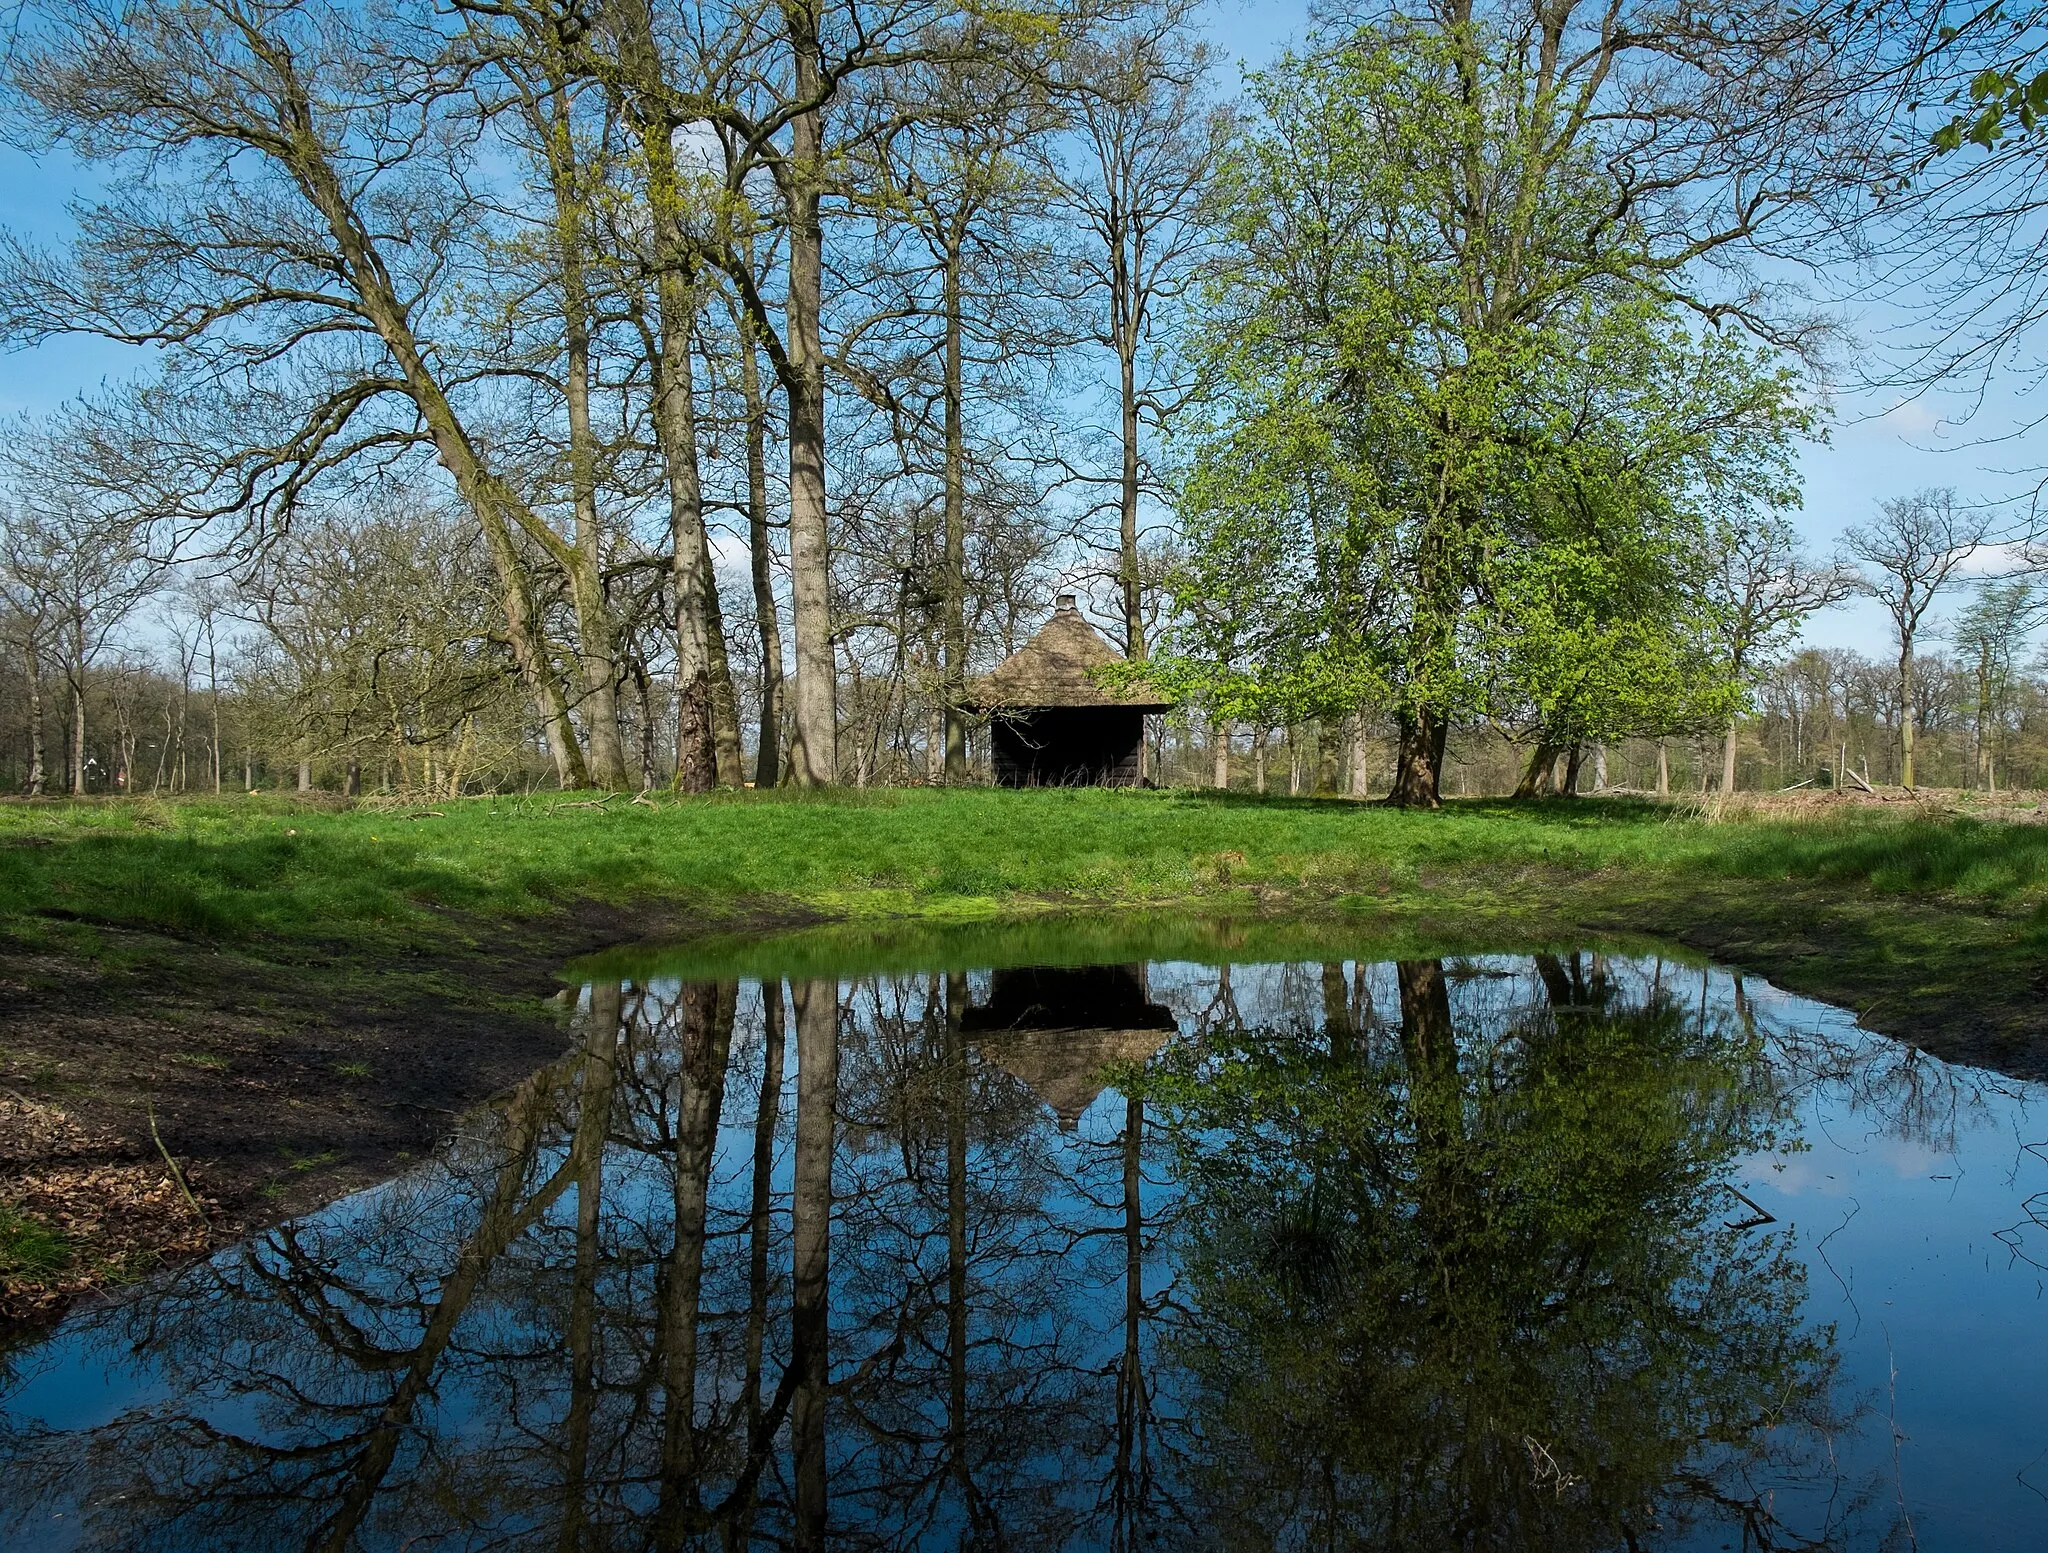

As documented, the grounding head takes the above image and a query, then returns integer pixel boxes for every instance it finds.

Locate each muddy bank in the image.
[0,898,793,1335]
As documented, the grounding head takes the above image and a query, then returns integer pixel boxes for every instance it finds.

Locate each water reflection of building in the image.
[960,965,1177,1130]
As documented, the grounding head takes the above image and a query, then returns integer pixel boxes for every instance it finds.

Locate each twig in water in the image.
[146,1097,209,1237]
[1720,1181,1778,1230]
[1885,1325,1919,1549]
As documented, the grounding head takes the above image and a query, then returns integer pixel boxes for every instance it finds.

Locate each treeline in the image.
[0,0,2039,803]
[15,626,2048,801]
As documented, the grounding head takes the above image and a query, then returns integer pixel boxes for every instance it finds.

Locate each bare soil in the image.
[0,898,734,1336]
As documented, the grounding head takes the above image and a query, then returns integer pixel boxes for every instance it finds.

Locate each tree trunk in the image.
[655,981,737,1547]
[1211,718,1230,789]
[1387,708,1444,807]
[632,656,657,790]
[1976,647,1992,790]
[784,20,836,788]
[645,265,724,793]
[1562,741,1584,797]
[1899,646,1917,789]
[602,6,739,792]
[1656,740,1670,797]
[21,643,43,796]
[744,981,786,1445]
[68,664,85,796]
[297,758,311,793]
[1118,323,1143,664]
[1252,727,1267,794]
[1721,719,1739,794]
[1112,1088,1144,1541]
[539,79,631,791]
[790,976,838,1551]
[561,981,621,1553]
[940,239,969,783]
[1314,719,1339,794]
[944,974,970,1504]
[344,759,361,797]
[1349,716,1371,798]
[1514,742,1557,799]
[1592,742,1608,793]
[742,330,784,789]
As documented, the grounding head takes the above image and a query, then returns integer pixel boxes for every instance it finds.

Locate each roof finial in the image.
[1055,593,1077,611]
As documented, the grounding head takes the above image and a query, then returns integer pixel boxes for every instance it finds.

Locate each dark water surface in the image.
[6,925,2048,1550]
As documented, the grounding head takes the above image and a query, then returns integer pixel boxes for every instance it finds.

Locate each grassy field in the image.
[3,784,2046,1331]
[6,785,2048,943]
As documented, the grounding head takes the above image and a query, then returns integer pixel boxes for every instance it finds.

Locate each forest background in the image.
[3,0,2048,806]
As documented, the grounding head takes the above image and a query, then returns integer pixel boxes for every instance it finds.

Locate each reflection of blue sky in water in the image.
[1723,968,2048,1547]
[2,953,2046,1548]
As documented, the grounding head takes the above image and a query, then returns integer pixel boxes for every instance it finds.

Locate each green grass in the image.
[0,1205,70,1282]
[5,788,2046,951]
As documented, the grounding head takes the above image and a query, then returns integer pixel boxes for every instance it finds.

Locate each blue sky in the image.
[3,0,2040,658]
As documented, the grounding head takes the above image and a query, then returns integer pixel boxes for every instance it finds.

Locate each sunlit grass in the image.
[1,788,2042,949]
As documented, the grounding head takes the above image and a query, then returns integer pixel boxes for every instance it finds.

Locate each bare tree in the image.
[1708,514,1857,793]
[861,32,1068,782]
[1843,488,1998,788]
[1054,4,1223,665]
[0,528,53,794]
[0,467,162,795]
[0,0,603,786]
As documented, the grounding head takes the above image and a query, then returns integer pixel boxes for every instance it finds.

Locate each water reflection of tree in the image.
[0,954,1900,1550]
[1139,955,1884,1551]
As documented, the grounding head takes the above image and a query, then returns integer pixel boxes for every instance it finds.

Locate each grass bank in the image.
[2,785,2045,1330]
[7,785,2048,938]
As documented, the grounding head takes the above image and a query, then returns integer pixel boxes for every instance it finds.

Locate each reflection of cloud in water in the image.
[1872,1132,1953,1179]
[1747,1151,1858,1198]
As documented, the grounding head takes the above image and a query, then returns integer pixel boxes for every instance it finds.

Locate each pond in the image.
[4,919,2048,1550]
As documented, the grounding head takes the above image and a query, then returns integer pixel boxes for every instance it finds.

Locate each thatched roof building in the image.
[961,965,1177,1131]
[967,596,1172,787]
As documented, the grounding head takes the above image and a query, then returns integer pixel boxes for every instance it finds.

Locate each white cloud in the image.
[1880,397,1944,438]
[1956,539,2030,577]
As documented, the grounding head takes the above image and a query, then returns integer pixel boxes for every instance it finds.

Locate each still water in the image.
[5,926,2048,1550]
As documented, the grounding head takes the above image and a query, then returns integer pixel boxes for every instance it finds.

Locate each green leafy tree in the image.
[1953,575,2043,790]
[1148,11,1841,805]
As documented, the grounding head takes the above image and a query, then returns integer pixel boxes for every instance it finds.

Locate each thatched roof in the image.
[975,1026,1174,1132]
[967,597,1173,712]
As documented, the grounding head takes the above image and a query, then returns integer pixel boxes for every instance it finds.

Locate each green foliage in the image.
[1932,62,2048,151]
[1156,20,1811,760]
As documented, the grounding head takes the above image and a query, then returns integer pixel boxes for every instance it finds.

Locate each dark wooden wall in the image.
[990,707,1145,787]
